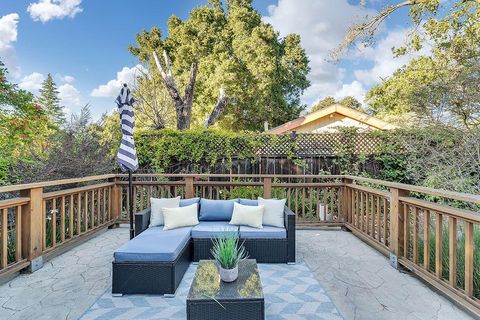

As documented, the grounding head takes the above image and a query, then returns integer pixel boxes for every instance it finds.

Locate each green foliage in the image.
[331,127,363,175]
[133,70,176,130]
[135,125,480,199]
[8,105,115,183]
[311,96,363,113]
[36,73,65,125]
[135,128,299,172]
[311,96,336,112]
[0,61,54,184]
[129,0,310,130]
[211,230,248,269]
[366,1,480,128]
[338,96,362,110]
[408,221,480,299]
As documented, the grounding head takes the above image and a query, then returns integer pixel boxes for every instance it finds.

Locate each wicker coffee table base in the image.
[187,299,264,320]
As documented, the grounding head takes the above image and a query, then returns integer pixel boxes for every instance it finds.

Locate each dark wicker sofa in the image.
[112,199,295,295]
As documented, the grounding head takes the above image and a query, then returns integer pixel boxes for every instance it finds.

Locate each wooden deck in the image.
[0,173,479,318]
[0,226,474,320]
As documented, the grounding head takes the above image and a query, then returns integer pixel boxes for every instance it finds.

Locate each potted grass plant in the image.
[211,231,248,282]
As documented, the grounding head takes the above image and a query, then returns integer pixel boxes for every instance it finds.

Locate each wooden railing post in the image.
[342,178,353,223]
[389,187,409,268]
[263,177,272,199]
[185,177,194,199]
[20,187,44,272]
[110,177,121,222]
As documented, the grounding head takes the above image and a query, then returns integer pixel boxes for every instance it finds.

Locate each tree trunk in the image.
[176,102,190,130]
[153,51,227,130]
[153,51,197,130]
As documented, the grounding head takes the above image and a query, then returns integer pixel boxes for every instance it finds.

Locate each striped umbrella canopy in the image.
[115,84,139,172]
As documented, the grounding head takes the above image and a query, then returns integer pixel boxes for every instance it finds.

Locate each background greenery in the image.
[133,126,480,196]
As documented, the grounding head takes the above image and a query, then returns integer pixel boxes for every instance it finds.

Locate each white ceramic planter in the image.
[219,265,238,282]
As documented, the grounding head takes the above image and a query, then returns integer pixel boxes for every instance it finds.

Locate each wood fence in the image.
[0,173,479,316]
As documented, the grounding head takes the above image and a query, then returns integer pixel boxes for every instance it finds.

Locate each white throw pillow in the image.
[149,196,180,227]
[258,197,286,228]
[229,202,264,228]
[163,204,199,230]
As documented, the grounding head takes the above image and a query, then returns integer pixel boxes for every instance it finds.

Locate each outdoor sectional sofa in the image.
[112,198,295,295]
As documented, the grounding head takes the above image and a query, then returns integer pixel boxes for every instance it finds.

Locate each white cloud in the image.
[333,80,367,105]
[353,28,430,85]
[27,0,83,23]
[60,74,75,83]
[19,72,45,92]
[264,0,377,104]
[90,65,145,97]
[0,13,20,77]
[19,72,82,108]
[58,83,81,107]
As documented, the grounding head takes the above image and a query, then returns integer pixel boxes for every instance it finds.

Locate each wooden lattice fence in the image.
[254,133,382,155]
[137,132,383,175]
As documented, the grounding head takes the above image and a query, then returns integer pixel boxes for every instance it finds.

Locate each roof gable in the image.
[269,104,397,134]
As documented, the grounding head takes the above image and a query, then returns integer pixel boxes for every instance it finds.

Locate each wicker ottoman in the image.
[186,259,264,320]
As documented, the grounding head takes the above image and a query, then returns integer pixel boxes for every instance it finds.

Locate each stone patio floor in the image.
[0,226,474,320]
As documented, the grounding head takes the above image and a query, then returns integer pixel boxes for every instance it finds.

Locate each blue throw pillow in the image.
[180,197,200,207]
[238,198,258,206]
[199,199,239,221]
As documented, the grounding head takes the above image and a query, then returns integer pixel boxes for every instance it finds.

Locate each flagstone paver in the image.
[0,227,475,320]
[297,229,474,320]
[0,228,127,320]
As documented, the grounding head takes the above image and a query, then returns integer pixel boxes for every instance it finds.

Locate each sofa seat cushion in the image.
[114,226,192,262]
[239,225,286,239]
[191,221,239,238]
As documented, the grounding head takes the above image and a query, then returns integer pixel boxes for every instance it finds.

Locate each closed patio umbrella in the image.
[115,84,138,240]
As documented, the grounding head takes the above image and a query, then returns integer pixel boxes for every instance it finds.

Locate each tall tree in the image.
[130,0,310,131]
[37,73,65,125]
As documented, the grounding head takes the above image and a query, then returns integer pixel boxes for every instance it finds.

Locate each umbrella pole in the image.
[129,170,134,239]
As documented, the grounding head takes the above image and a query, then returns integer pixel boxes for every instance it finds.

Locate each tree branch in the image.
[152,51,167,80]
[152,51,184,107]
[205,88,228,127]
[332,0,416,61]
[163,50,173,77]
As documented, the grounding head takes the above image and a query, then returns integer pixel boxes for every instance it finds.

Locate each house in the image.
[268,104,397,134]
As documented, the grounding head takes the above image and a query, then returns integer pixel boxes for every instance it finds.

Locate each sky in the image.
[0,0,420,120]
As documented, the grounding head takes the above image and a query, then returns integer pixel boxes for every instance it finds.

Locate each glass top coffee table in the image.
[186,259,264,320]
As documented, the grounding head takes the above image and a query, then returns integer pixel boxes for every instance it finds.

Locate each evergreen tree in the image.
[37,73,65,125]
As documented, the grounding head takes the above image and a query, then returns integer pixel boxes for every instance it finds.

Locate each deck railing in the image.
[0,173,479,315]
[0,174,119,278]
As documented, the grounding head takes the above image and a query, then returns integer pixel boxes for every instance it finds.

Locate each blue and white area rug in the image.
[81,261,343,320]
